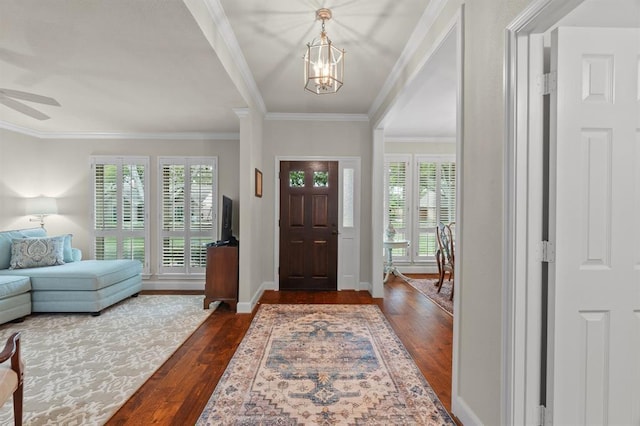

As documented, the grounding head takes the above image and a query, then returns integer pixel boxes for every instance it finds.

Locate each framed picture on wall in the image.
[255,168,263,198]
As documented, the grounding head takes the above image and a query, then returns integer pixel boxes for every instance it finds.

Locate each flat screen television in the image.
[220,195,234,243]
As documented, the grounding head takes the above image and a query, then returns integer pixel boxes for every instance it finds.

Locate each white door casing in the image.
[274,156,361,291]
[548,27,639,424]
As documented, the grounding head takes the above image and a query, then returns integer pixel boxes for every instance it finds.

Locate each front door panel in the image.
[279,161,338,290]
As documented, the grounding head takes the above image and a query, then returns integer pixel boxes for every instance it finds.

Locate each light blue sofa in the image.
[0,228,142,320]
[0,275,31,324]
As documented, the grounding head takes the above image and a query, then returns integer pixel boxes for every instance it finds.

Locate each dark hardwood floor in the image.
[106,274,454,425]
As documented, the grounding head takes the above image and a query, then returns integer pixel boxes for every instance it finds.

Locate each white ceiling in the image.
[0,0,458,137]
[384,28,457,139]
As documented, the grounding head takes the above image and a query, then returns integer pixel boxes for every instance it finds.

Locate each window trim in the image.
[90,155,150,274]
[384,153,456,264]
[383,154,412,262]
[157,156,218,277]
[413,154,456,263]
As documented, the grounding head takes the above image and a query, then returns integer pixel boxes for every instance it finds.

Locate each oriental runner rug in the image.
[405,278,454,316]
[0,295,214,425]
[197,304,454,425]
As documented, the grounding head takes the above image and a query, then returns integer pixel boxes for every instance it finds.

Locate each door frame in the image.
[503,0,585,424]
[274,156,361,291]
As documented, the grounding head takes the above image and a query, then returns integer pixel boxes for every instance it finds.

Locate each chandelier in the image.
[304,8,345,95]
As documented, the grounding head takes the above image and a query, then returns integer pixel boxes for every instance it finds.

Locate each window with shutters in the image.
[383,155,411,261]
[91,156,149,273]
[158,157,217,276]
[383,154,456,264]
[414,156,456,262]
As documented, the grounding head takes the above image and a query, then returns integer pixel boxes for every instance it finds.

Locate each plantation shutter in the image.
[159,157,217,276]
[414,156,456,262]
[416,161,438,259]
[91,157,149,273]
[439,163,456,225]
[383,155,410,261]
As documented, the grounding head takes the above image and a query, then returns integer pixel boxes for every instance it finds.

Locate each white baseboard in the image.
[236,302,252,313]
[262,281,276,291]
[237,281,273,313]
[452,395,484,426]
[397,265,439,274]
[360,281,373,294]
[142,280,204,291]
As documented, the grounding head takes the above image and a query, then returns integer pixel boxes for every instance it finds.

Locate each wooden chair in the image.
[435,222,455,300]
[0,332,23,426]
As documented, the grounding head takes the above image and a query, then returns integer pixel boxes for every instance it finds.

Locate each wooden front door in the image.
[279,160,338,290]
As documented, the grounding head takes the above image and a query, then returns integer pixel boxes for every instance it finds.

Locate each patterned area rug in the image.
[197,304,454,425]
[0,295,214,425]
[406,278,454,316]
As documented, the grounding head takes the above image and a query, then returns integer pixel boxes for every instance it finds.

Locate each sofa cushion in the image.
[0,276,31,299]
[58,234,74,263]
[0,228,48,270]
[10,236,66,269]
[9,236,65,269]
[0,260,142,291]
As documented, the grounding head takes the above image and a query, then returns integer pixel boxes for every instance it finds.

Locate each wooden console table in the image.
[204,245,238,311]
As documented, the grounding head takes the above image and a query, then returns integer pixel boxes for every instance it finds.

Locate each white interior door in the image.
[548,26,640,424]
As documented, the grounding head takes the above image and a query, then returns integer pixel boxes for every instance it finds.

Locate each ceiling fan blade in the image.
[0,96,50,120]
[0,88,60,106]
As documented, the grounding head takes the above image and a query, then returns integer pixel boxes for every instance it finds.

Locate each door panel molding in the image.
[274,156,361,291]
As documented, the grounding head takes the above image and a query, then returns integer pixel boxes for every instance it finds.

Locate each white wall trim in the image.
[372,12,461,131]
[0,121,239,140]
[237,280,270,314]
[503,1,585,425]
[142,280,205,291]
[265,113,369,122]
[359,281,373,294]
[384,136,456,144]
[452,395,484,426]
[197,0,266,114]
[371,129,385,298]
[368,0,448,118]
[396,265,439,274]
[451,7,465,424]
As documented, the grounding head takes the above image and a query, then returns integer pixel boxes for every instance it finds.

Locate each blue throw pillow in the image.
[60,234,74,263]
[10,236,65,269]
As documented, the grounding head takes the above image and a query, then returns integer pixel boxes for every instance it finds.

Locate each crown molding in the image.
[265,112,369,122]
[233,107,250,118]
[199,0,266,114]
[368,0,447,119]
[0,121,239,140]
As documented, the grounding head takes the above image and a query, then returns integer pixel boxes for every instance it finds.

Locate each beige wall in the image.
[262,119,373,286]
[372,0,530,423]
[0,128,239,281]
[459,0,529,423]
[236,108,265,309]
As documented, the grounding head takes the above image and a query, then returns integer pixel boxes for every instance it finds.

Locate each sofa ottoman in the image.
[0,275,31,324]
[0,228,142,316]
[0,259,142,315]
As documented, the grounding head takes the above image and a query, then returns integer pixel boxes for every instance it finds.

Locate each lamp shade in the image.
[25,196,58,215]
